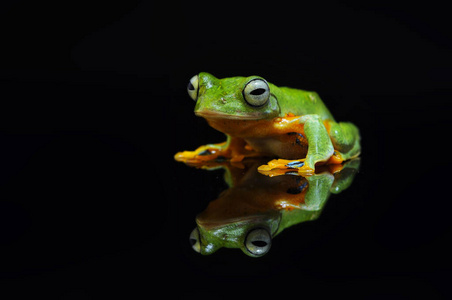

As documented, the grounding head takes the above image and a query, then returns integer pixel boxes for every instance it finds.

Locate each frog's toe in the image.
[174,149,217,163]
[174,150,198,162]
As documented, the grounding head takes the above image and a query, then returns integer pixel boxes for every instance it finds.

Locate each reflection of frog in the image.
[175,73,360,175]
[189,158,360,257]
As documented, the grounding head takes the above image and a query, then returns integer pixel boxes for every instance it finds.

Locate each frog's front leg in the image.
[301,115,335,173]
[174,135,255,164]
[259,115,334,176]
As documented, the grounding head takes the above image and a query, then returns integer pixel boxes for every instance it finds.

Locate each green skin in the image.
[182,72,361,171]
[190,158,361,257]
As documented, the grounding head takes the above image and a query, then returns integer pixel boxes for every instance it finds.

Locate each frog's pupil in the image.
[251,240,268,247]
[189,238,197,246]
[250,88,266,95]
[188,82,195,91]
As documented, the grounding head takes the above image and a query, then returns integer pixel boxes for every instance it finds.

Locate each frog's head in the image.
[187,72,280,121]
[189,213,279,257]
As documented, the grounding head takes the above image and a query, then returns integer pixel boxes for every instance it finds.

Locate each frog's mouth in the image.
[196,214,280,232]
[195,110,262,120]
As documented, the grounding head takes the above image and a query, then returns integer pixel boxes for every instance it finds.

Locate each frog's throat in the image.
[195,110,263,120]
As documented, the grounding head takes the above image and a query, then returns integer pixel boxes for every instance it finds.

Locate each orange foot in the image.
[174,142,230,164]
[174,140,260,165]
[257,158,315,176]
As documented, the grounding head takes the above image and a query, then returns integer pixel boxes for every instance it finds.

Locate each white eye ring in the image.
[243,79,270,107]
[187,75,199,101]
[189,228,201,253]
[245,228,271,256]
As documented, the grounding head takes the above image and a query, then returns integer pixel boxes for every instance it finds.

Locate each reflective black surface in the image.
[1,1,451,298]
[187,158,360,257]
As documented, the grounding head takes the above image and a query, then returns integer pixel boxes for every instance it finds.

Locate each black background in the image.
[1,0,451,299]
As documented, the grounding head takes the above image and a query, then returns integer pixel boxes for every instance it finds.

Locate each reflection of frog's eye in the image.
[245,228,271,256]
[243,79,270,107]
[187,75,199,101]
[189,227,201,253]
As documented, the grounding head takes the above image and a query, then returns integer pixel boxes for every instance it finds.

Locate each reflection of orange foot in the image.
[258,158,315,176]
[257,167,295,177]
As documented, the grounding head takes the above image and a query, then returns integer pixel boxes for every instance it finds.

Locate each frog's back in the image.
[270,84,335,121]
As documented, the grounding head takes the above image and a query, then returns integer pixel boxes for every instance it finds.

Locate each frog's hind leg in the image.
[324,120,361,164]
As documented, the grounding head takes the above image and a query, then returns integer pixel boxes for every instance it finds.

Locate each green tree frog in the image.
[175,73,361,175]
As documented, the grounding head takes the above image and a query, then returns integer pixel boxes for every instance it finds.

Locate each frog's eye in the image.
[243,78,270,107]
[187,75,199,101]
[245,228,271,256]
[189,227,201,253]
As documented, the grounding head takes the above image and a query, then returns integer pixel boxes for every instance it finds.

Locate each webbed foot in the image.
[257,149,349,177]
[174,138,261,165]
[174,142,230,164]
[257,158,315,176]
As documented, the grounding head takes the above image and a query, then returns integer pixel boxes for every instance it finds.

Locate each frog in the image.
[175,72,361,175]
[189,158,361,257]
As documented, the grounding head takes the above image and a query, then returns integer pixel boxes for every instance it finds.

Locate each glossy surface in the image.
[188,158,360,257]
